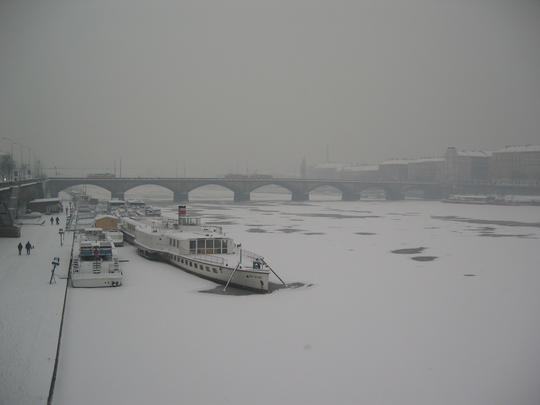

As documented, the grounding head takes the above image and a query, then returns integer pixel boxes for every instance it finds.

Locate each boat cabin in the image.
[78,240,114,262]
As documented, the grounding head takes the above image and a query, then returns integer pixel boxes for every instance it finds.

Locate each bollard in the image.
[50,257,60,284]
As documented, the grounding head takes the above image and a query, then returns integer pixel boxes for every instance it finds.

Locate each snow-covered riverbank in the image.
[49,199,540,405]
[0,213,72,405]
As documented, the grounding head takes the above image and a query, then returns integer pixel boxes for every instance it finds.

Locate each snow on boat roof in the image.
[311,163,352,170]
[95,215,118,221]
[125,217,227,240]
[409,157,445,163]
[380,159,412,165]
[342,165,379,172]
[456,150,491,157]
[29,197,61,203]
[494,145,540,153]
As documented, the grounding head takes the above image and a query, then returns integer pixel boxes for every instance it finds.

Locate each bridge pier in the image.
[423,188,443,200]
[291,192,309,202]
[173,191,189,202]
[111,191,124,200]
[341,192,361,201]
[386,190,404,201]
[234,191,250,202]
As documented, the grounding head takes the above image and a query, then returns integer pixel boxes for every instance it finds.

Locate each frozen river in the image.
[53,194,540,405]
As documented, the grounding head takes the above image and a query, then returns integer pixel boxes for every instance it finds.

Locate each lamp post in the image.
[1,137,15,181]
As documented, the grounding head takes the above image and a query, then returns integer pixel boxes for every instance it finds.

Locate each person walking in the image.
[25,241,32,255]
[50,217,54,225]
[17,242,23,255]
[55,217,60,225]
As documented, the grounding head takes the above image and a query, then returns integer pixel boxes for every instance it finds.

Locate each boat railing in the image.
[191,254,225,265]
[241,249,263,263]
[168,246,226,265]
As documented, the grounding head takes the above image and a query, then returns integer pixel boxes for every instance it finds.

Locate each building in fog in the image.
[379,160,409,181]
[306,163,350,179]
[341,165,380,181]
[444,147,491,182]
[490,145,540,182]
[407,158,445,182]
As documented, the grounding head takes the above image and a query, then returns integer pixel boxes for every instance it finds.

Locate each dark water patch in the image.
[464,274,477,277]
[304,232,325,235]
[193,204,232,210]
[282,202,314,206]
[204,214,241,220]
[281,212,379,219]
[411,256,437,262]
[249,208,280,213]
[245,224,272,227]
[326,208,372,214]
[246,228,268,233]
[478,233,536,239]
[392,247,426,254]
[388,212,420,216]
[276,228,304,233]
[207,221,238,225]
[432,216,540,228]
[466,226,496,233]
[355,232,376,235]
[199,281,313,296]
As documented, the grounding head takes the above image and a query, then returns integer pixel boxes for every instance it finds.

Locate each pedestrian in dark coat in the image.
[25,241,32,255]
[50,217,54,225]
[55,217,60,225]
[17,242,23,255]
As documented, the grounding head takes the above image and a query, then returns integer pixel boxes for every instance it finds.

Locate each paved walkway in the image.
[0,213,73,405]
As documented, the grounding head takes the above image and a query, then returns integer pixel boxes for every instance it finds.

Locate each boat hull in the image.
[71,272,123,288]
[132,241,269,292]
[163,253,269,292]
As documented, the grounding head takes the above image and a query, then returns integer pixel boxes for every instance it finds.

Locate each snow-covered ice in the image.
[19,195,540,404]
[0,213,72,405]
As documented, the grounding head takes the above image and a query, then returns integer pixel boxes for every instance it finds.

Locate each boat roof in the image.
[124,217,227,240]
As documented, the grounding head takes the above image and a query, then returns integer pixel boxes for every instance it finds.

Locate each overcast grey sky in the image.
[1,0,539,177]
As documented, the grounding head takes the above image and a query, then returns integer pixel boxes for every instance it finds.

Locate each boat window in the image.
[194,263,198,269]
[206,266,210,271]
[213,269,218,273]
[189,240,196,254]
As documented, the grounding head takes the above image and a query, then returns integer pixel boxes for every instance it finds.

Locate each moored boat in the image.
[71,228,123,288]
[120,206,283,292]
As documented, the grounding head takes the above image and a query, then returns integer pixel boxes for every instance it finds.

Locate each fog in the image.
[1,0,539,177]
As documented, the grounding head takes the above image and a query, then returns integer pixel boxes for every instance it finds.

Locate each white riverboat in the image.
[71,228,123,288]
[120,206,283,292]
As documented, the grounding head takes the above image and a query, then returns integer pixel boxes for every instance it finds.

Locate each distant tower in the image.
[300,157,307,178]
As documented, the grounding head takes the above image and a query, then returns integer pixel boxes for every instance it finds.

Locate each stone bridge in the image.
[0,180,45,236]
[44,177,449,202]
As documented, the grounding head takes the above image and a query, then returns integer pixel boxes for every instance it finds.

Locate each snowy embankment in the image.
[54,199,540,405]
[0,213,72,405]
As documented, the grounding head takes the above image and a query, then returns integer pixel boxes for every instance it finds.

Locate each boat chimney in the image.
[178,205,187,223]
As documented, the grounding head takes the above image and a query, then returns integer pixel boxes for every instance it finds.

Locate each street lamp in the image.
[1,137,15,181]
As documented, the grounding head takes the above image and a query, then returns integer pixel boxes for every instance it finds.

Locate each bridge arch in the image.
[187,183,236,201]
[307,184,343,201]
[124,184,174,201]
[249,184,294,201]
[57,184,114,200]
[358,185,392,200]
[401,184,442,200]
